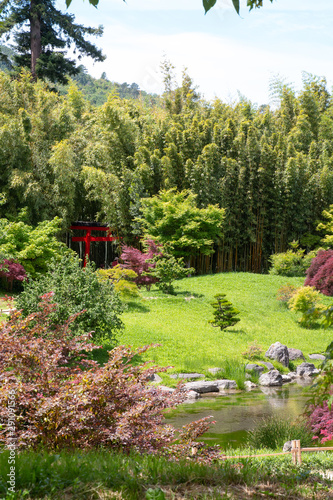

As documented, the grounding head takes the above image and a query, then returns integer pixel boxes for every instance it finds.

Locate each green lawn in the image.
[118,273,331,372]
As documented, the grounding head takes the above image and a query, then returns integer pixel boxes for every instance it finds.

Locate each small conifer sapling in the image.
[209,293,240,330]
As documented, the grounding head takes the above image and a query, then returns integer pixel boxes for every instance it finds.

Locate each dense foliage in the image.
[145,249,195,294]
[287,286,323,328]
[96,265,140,298]
[305,249,333,296]
[247,416,313,450]
[0,295,219,462]
[0,258,26,291]
[269,248,316,277]
[0,216,70,279]
[120,240,161,289]
[0,0,104,83]
[1,71,333,272]
[16,255,123,341]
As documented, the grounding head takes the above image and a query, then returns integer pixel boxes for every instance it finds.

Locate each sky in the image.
[60,0,333,106]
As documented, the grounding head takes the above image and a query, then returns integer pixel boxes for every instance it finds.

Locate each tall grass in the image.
[220,359,246,390]
[247,416,314,450]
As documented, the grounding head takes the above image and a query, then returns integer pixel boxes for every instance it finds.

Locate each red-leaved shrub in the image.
[308,401,333,444]
[120,239,162,289]
[305,250,333,296]
[0,294,220,462]
[0,258,27,290]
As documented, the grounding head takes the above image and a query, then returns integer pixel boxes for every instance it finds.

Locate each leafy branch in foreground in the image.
[0,294,220,462]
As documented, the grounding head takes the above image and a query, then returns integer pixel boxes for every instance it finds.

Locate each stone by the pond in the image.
[281,374,292,383]
[245,364,264,374]
[288,348,305,361]
[216,379,237,390]
[265,342,289,367]
[296,363,320,377]
[283,441,292,452]
[184,380,219,393]
[259,369,283,386]
[309,354,326,361]
[287,372,297,379]
[208,367,221,375]
[261,361,274,370]
[169,373,205,380]
[245,380,257,390]
[185,390,201,400]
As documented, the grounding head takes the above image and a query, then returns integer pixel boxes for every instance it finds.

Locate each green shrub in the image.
[16,254,124,342]
[242,341,263,361]
[276,283,298,304]
[96,265,140,298]
[0,216,71,279]
[269,249,317,277]
[247,416,314,450]
[288,286,324,328]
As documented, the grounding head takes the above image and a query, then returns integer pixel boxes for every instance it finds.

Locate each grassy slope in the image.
[118,273,331,371]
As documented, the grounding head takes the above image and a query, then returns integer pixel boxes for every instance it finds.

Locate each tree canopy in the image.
[66,0,274,15]
[0,0,105,83]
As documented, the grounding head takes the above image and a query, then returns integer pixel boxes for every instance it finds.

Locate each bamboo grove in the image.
[1,70,333,273]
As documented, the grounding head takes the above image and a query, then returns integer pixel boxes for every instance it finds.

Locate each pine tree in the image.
[209,293,240,331]
[0,0,105,83]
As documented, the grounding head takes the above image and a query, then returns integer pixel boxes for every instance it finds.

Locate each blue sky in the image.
[61,0,333,105]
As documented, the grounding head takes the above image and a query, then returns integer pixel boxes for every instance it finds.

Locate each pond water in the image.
[166,383,313,449]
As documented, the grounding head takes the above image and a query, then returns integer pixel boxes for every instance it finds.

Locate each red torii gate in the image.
[70,222,119,267]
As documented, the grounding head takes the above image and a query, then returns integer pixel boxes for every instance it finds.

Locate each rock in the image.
[148,373,163,383]
[208,367,221,375]
[185,390,201,400]
[169,373,205,380]
[265,342,289,367]
[159,385,175,393]
[287,372,297,379]
[309,354,326,361]
[296,363,320,377]
[288,348,305,361]
[245,364,264,374]
[184,381,219,393]
[281,374,292,383]
[283,441,292,452]
[245,380,257,390]
[261,361,274,370]
[216,379,237,390]
[259,369,283,386]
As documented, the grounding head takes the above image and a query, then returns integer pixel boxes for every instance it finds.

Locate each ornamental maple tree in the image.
[120,239,161,289]
[0,258,27,291]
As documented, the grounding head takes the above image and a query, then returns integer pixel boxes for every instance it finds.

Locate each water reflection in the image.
[166,384,311,448]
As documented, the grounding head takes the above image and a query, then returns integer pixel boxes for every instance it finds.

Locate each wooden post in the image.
[291,440,297,464]
[296,440,302,465]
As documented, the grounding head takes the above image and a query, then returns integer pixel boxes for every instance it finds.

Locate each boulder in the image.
[245,364,264,374]
[259,369,283,386]
[287,372,297,380]
[148,373,163,383]
[265,342,289,367]
[281,374,292,383]
[159,385,175,393]
[184,380,219,393]
[296,363,320,377]
[261,361,274,370]
[283,441,292,452]
[309,354,326,361]
[245,380,257,390]
[216,379,237,390]
[185,390,201,400]
[288,348,305,361]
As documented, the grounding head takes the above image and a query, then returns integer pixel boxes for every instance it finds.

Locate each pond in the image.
[166,383,313,449]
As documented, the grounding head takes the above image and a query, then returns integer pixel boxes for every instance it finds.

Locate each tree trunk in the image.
[30,0,42,79]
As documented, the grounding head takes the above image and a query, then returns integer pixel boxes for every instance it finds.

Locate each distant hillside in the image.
[69,65,161,107]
